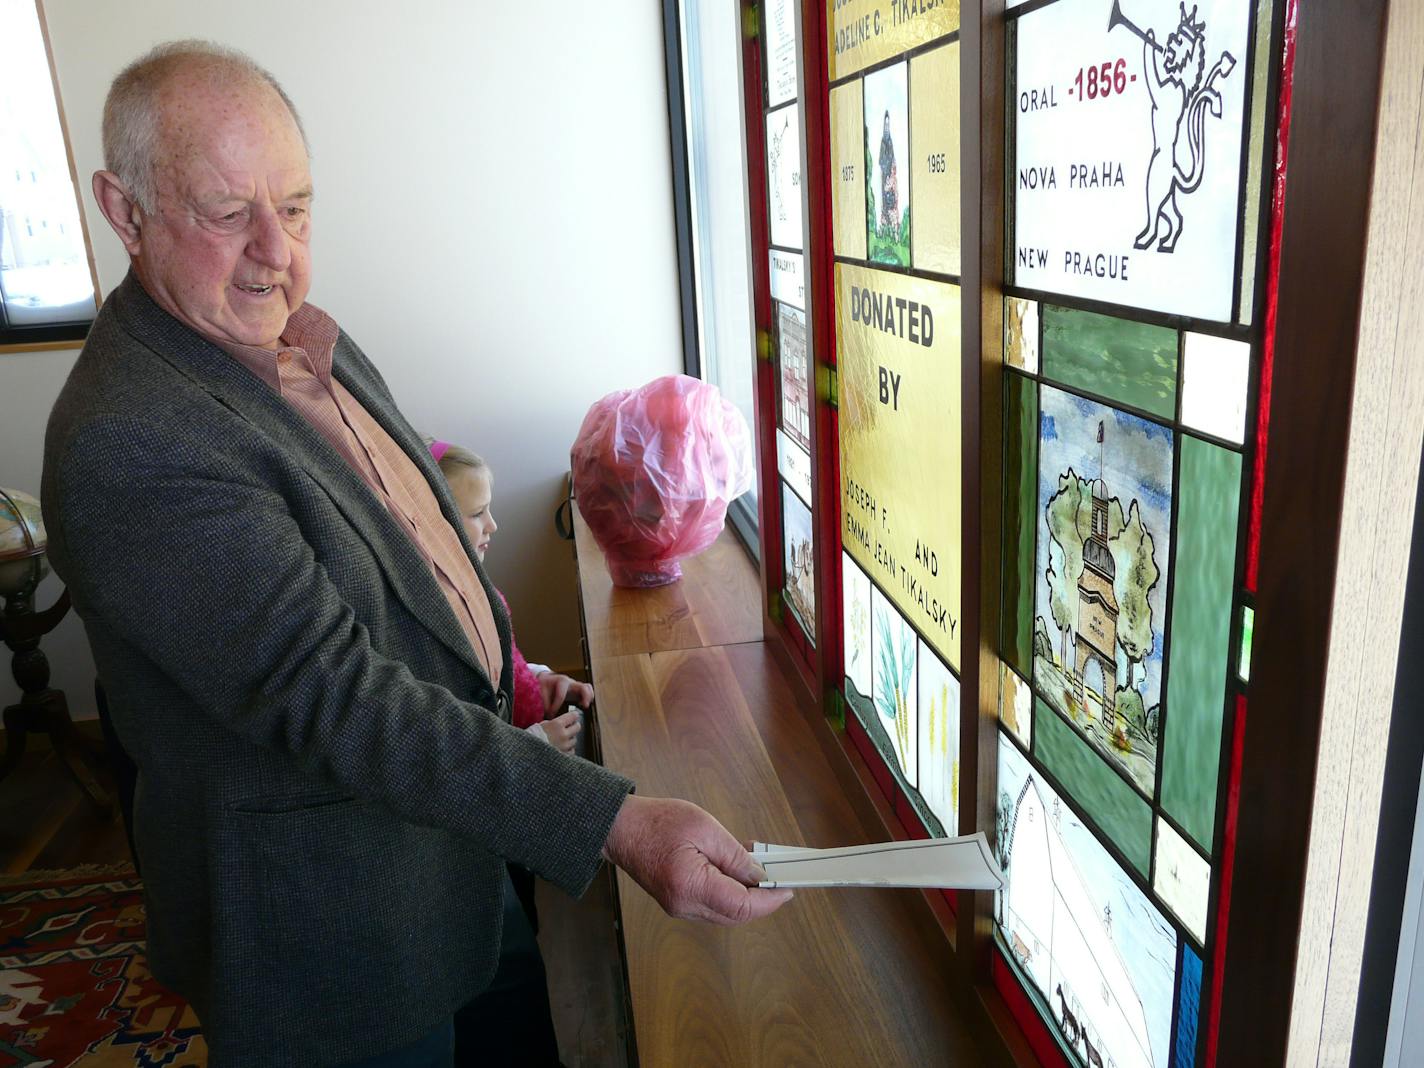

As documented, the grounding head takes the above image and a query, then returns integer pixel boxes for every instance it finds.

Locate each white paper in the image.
[751,832,1004,890]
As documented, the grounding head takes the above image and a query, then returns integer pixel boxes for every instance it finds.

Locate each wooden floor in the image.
[0,727,630,1067]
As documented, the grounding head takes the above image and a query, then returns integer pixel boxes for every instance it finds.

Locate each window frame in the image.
[0,0,102,352]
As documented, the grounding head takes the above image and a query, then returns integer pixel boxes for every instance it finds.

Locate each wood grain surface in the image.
[591,643,983,1067]
[572,507,763,662]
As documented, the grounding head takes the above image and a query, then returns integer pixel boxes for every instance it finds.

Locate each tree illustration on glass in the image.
[872,588,918,787]
[1035,386,1172,795]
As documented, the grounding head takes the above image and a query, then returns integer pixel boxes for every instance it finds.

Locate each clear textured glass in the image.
[0,0,97,330]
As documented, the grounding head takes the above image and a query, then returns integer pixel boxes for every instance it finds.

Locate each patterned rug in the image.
[0,863,206,1067]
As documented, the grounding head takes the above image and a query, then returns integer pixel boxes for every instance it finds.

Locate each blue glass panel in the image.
[1174,944,1203,1068]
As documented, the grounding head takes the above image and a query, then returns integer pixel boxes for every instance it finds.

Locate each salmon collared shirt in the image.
[218,301,502,689]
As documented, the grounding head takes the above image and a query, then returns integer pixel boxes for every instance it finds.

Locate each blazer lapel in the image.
[110,275,497,689]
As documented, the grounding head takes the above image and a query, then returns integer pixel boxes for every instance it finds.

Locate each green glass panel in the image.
[1002,373,1038,675]
[1162,436,1242,849]
[1239,605,1254,682]
[1041,305,1178,419]
[1033,696,1152,874]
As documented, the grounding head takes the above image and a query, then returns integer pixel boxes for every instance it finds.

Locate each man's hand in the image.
[538,671,595,714]
[602,795,794,926]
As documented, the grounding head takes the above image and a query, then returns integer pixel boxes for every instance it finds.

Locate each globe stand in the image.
[1,588,112,811]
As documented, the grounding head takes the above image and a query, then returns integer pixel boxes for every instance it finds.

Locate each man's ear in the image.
[92,171,145,254]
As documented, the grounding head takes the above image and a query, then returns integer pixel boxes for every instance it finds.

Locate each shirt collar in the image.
[215,301,341,394]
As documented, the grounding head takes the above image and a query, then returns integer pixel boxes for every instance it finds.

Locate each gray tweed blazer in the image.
[41,274,633,1066]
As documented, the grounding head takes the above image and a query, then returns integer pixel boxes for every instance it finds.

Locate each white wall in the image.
[1,0,683,718]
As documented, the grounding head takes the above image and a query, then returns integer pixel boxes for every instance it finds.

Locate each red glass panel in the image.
[992,952,1071,1068]
[1246,0,1298,593]
[1205,695,1248,1066]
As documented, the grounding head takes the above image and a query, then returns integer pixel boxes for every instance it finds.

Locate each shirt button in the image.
[277,351,292,365]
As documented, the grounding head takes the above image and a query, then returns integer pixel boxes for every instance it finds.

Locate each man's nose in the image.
[247,206,292,271]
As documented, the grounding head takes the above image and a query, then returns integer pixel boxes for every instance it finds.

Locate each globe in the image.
[0,486,49,600]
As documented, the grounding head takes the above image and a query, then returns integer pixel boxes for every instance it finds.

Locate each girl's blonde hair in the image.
[424,438,490,482]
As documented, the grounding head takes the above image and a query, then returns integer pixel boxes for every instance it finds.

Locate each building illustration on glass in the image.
[781,481,816,635]
[998,737,1175,1068]
[1035,386,1172,797]
[778,303,811,452]
[863,61,910,266]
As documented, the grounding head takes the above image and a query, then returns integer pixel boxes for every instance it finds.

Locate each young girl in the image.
[428,440,590,753]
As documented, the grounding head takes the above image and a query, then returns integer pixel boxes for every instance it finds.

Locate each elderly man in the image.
[42,40,790,1067]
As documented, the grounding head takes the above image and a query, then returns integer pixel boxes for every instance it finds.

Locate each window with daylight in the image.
[0,0,99,347]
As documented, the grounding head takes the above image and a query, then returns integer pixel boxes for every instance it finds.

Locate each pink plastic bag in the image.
[571,374,754,587]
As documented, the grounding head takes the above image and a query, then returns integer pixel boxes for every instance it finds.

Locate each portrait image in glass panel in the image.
[1034,385,1174,797]
[997,735,1177,1068]
[863,60,910,267]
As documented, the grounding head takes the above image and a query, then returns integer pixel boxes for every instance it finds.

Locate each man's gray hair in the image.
[102,40,308,214]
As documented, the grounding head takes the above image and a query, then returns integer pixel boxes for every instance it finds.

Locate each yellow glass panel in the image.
[1004,297,1039,373]
[831,78,868,259]
[910,42,961,275]
[829,0,960,81]
[837,262,962,669]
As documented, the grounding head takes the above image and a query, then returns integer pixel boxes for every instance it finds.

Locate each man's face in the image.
[133,75,312,349]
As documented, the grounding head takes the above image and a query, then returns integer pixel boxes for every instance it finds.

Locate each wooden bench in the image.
[571,504,995,1066]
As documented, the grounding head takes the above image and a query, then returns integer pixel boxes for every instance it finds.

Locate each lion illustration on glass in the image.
[1108,0,1237,253]
[997,737,1176,1068]
[1034,386,1173,796]
[871,584,917,788]
[863,61,910,266]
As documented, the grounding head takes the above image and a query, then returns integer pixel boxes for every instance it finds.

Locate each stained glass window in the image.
[995,0,1280,1062]
[833,0,963,843]
[758,2,815,650]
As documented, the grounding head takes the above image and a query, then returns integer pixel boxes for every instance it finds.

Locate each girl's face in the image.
[449,467,497,561]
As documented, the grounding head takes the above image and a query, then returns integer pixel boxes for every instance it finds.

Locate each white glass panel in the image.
[1012,0,1252,321]
[1153,817,1211,944]
[918,642,960,834]
[0,0,96,328]
[843,551,873,700]
[1182,331,1250,443]
[777,428,812,508]
[766,101,804,251]
[998,734,1177,1068]
[769,248,805,309]
[872,584,918,788]
[762,0,798,108]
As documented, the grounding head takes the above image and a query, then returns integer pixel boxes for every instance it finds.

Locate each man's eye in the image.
[283,206,307,219]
